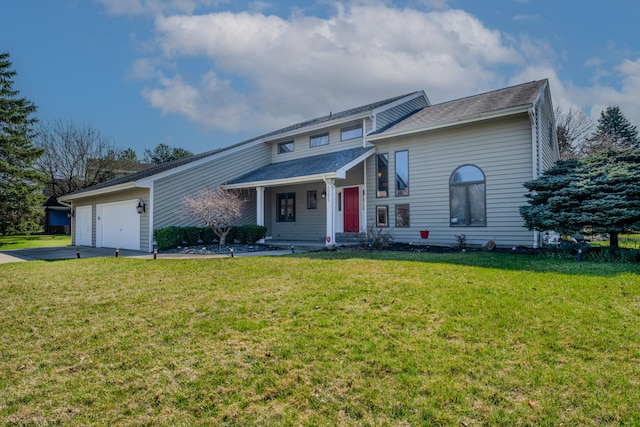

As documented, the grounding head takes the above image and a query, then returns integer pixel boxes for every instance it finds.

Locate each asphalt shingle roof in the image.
[376,79,547,136]
[62,93,415,197]
[227,147,374,185]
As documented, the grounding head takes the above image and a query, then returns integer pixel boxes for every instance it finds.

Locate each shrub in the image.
[356,225,394,250]
[237,225,267,244]
[183,227,201,245]
[224,226,238,244]
[154,226,184,250]
[200,227,216,244]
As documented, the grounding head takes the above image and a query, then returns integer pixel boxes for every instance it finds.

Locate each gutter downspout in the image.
[528,105,540,249]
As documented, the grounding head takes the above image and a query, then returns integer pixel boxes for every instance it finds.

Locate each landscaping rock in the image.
[481,240,496,251]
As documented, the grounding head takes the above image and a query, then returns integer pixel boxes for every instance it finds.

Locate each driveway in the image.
[0,246,296,264]
[0,246,146,263]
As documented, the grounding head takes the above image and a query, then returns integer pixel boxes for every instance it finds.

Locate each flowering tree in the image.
[182,186,247,245]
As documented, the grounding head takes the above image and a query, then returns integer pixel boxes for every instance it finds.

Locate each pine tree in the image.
[0,52,47,234]
[520,149,640,250]
[582,106,639,154]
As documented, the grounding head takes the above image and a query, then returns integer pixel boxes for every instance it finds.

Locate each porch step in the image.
[335,232,360,243]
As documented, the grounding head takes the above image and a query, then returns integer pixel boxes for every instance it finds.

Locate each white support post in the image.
[324,178,336,247]
[256,186,265,243]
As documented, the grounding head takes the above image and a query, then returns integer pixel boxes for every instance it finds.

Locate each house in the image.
[59,79,558,252]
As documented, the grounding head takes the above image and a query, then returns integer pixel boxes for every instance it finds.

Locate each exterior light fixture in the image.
[321,189,326,199]
[136,198,146,214]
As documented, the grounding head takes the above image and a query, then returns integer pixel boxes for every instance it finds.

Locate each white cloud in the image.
[138,4,523,131]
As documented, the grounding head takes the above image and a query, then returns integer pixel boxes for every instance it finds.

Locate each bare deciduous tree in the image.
[35,119,138,197]
[182,187,248,245]
[554,105,593,159]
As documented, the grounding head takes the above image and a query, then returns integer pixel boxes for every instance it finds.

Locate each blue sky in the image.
[3,0,640,157]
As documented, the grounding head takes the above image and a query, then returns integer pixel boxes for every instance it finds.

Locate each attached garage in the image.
[96,199,141,251]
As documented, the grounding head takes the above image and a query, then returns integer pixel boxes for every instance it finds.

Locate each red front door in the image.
[343,187,360,232]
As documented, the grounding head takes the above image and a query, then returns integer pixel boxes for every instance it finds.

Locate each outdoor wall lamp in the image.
[136,198,146,214]
[321,189,326,199]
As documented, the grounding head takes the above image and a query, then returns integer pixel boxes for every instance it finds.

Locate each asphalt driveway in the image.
[0,246,295,264]
[0,246,146,263]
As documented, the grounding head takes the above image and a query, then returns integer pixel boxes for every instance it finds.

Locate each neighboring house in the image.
[60,79,558,252]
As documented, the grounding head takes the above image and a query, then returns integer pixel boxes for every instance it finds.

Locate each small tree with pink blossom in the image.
[182,186,247,246]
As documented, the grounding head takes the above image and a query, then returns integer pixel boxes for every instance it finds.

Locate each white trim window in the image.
[450,165,486,227]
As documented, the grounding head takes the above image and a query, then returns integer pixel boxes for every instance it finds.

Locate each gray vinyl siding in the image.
[270,119,369,162]
[375,97,429,131]
[153,144,271,230]
[70,188,150,250]
[270,183,328,241]
[538,85,559,171]
[367,115,535,248]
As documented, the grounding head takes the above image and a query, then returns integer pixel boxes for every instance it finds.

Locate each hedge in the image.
[153,225,269,250]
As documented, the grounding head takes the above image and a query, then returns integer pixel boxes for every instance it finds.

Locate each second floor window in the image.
[310,133,329,147]
[341,125,363,141]
[376,153,389,197]
[395,150,409,196]
[278,141,294,153]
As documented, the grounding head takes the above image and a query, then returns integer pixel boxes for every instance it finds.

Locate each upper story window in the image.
[310,133,329,148]
[341,125,363,141]
[278,141,294,154]
[450,165,486,227]
[395,150,409,196]
[376,153,389,198]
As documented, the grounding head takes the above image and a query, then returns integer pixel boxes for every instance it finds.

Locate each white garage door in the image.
[75,205,92,246]
[96,200,140,251]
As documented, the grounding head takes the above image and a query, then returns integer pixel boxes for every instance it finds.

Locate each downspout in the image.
[528,105,540,248]
[148,184,154,253]
[362,117,368,230]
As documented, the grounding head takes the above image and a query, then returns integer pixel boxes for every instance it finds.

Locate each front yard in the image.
[1,252,639,425]
[0,234,71,250]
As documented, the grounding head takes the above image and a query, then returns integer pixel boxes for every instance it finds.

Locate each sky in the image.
[3,0,640,158]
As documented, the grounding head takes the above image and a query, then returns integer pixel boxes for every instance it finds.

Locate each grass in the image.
[0,234,71,250]
[1,251,639,425]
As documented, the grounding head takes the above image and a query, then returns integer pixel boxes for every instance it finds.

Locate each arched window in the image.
[450,165,486,226]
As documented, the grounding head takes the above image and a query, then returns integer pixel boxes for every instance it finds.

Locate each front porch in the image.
[226,147,375,247]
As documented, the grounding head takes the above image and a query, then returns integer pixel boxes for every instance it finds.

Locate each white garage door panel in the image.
[75,205,92,246]
[97,200,140,251]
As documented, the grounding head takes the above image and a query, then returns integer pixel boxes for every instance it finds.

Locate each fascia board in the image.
[367,106,530,141]
[224,172,339,189]
[58,182,138,202]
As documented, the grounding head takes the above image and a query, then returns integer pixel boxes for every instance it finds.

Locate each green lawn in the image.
[1,252,639,425]
[0,234,71,250]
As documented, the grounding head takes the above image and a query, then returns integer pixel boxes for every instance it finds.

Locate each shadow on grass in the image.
[293,246,640,277]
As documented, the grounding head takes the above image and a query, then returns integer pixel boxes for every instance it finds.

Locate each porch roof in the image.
[225,147,375,188]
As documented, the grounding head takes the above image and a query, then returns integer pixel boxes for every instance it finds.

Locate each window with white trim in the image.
[450,165,486,227]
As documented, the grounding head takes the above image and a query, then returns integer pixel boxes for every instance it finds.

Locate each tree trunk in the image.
[609,232,619,251]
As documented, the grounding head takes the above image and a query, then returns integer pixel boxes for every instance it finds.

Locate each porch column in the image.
[324,178,336,247]
[256,186,265,243]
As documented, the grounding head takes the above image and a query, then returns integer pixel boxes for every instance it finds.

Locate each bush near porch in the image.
[153,225,267,250]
